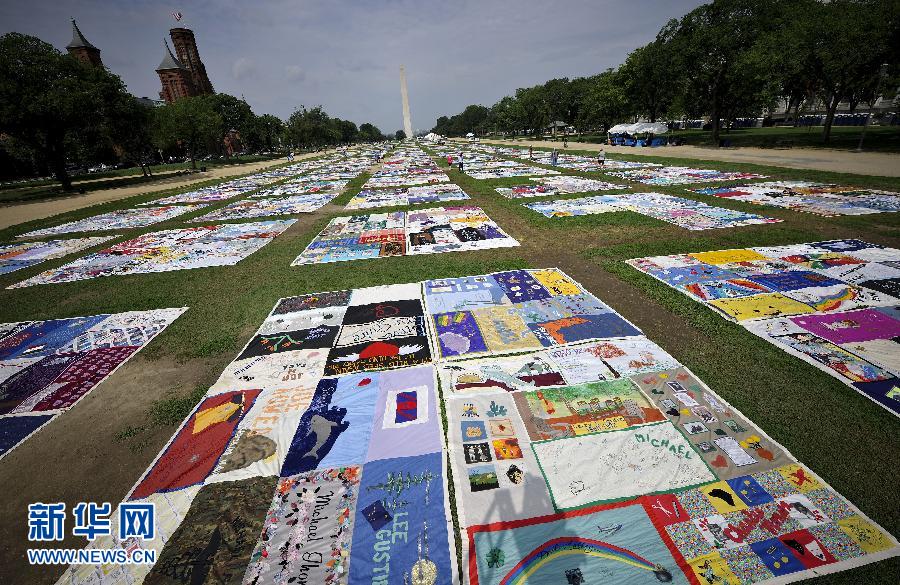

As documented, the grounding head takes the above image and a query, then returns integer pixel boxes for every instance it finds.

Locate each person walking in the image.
[458,152,464,172]
[596,148,606,168]
[528,146,534,160]
[563,136,568,149]
[550,149,558,166]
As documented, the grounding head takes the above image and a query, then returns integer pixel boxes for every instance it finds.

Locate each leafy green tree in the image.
[515,86,551,135]
[358,123,384,142]
[576,70,629,132]
[667,0,780,144]
[286,106,338,148]
[432,116,452,135]
[336,119,359,144]
[254,114,285,151]
[806,0,895,142]
[151,96,223,169]
[394,130,406,140]
[0,33,138,190]
[618,30,677,122]
[543,78,578,125]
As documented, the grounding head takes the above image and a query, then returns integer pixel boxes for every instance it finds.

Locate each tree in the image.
[394,130,406,140]
[285,106,338,149]
[336,119,358,144]
[806,0,895,143]
[667,0,780,145]
[542,78,578,125]
[206,93,256,155]
[254,114,285,151]
[107,97,155,176]
[151,96,223,169]
[358,123,384,142]
[576,71,629,132]
[515,86,551,135]
[619,30,678,122]
[0,33,137,190]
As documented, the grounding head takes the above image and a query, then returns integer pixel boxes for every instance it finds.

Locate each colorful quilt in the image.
[363,173,449,188]
[19,205,207,237]
[11,220,295,288]
[0,237,115,275]
[494,184,559,199]
[435,270,898,585]
[0,308,186,458]
[55,283,456,585]
[191,194,335,221]
[291,206,519,265]
[423,269,642,360]
[465,166,560,180]
[52,271,898,584]
[533,175,628,193]
[628,240,900,416]
[692,181,900,216]
[254,179,349,197]
[609,166,766,185]
[525,193,782,230]
[346,184,471,210]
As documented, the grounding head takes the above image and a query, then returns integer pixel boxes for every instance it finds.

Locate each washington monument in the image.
[400,65,413,139]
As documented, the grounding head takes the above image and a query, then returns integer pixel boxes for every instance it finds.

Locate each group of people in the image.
[528,144,605,168]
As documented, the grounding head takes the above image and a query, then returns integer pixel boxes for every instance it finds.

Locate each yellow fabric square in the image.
[776,464,822,493]
[472,306,541,354]
[532,269,583,295]
[700,481,748,514]
[838,516,894,554]
[690,249,767,265]
[708,293,814,322]
[686,551,740,585]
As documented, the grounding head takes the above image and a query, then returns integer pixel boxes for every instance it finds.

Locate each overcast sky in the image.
[2,0,705,133]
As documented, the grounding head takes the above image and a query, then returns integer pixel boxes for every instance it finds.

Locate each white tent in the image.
[607,122,668,135]
[465,132,475,138]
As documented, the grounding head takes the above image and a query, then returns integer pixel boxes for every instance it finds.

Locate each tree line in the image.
[432,0,899,145]
[0,33,390,189]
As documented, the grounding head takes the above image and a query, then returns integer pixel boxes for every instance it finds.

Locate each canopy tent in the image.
[424,132,443,142]
[607,122,669,135]
[465,132,475,137]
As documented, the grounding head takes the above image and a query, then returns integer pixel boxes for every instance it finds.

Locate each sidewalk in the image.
[0,153,320,231]
[473,138,900,178]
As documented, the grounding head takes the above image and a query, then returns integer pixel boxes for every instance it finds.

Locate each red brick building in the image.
[66,19,102,67]
[156,41,198,103]
[156,27,214,103]
[169,28,214,95]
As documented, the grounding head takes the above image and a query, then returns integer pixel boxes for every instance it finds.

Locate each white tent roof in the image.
[465,132,475,137]
[608,122,668,135]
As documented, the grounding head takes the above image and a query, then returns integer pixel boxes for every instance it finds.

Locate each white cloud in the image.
[285,65,305,82]
[231,57,257,80]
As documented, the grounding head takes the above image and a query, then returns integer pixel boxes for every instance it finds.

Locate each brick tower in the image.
[168,28,214,95]
[66,19,102,67]
[156,40,196,103]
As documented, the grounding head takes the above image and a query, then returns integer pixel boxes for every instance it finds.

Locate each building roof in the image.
[156,40,187,71]
[66,19,97,50]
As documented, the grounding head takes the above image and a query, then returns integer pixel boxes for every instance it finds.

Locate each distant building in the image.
[169,28,214,95]
[156,27,214,103]
[156,40,198,103]
[66,19,102,67]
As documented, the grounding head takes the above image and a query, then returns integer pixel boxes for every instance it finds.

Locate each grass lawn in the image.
[0,143,898,583]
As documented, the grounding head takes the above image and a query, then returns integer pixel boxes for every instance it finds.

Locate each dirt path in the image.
[472,137,900,177]
[0,152,324,231]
